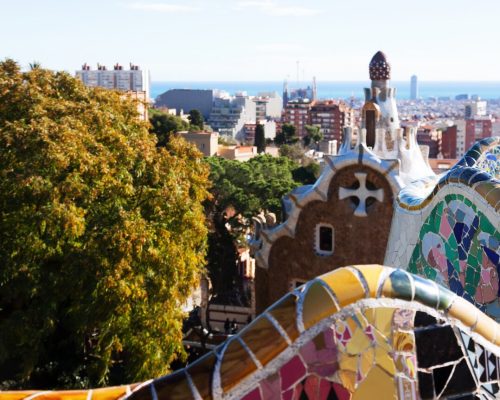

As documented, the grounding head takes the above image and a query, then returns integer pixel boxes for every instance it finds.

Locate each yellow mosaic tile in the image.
[268,292,300,341]
[321,268,366,307]
[354,310,369,330]
[473,312,500,344]
[374,308,394,338]
[0,393,38,400]
[346,326,371,355]
[448,297,478,330]
[339,353,358,373]
[338,369,357,393]
[358,349,375,379]
[375,347,396,376]
[352,365,397,400]
[392,331,415,352]
[92,387,130,400]
[240,315,288,367]
[353,265,385,297]
[302,281,338,330]
[220,339,258,393]
[381,276,394,299]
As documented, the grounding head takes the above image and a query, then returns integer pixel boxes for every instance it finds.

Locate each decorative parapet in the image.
[397,136,500,212]
[250,129,403,270]
[4,265,500,399]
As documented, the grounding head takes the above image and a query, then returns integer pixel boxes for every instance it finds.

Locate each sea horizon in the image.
[151,80,500,101]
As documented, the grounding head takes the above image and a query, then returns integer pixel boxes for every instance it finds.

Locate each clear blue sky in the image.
[2,0,499,81]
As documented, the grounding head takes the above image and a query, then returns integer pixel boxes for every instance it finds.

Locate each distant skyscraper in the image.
[410,75,418,100]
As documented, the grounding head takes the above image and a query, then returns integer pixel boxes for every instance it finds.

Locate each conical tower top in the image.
[369,51,391,80]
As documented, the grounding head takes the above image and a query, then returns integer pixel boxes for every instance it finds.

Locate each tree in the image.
[279,143,307,164]
[304,125,323,149]
[0,60,210,388]
[188,109,204,131]
[149,109,188,146]
[275,123,298,146]
[205,156,300,298]
[254,124,266,154]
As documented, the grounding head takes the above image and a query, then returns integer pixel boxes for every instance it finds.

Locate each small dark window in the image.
[319,226,333,252]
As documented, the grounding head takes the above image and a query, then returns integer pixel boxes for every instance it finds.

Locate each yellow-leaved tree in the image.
[0,60,209,388]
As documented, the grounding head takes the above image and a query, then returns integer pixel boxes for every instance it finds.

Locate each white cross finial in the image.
[338,172,384,217]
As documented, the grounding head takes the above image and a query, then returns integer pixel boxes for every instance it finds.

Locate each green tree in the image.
[0,60,210,388]
[149,109,189,146]
[254,124,266,154]
[188,109,204,131]
[205,156,300,297]
[304,125,323,149]
[279,143,307,164]
[275,123,298,146]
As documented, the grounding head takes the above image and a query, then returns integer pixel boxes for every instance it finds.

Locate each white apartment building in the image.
[76,63,150,99]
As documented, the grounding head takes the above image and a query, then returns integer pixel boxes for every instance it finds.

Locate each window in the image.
[315,223,334,256]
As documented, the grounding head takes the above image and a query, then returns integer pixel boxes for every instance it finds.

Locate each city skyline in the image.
[2,0,500,81]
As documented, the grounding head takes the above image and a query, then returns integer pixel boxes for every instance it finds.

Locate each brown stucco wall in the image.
[256,164,394,312]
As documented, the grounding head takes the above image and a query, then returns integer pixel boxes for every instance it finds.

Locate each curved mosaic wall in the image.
[408,194,500,315]
[5,265,499,399]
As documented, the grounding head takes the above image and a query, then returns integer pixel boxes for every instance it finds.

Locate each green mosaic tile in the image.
[465,268,476,285]
[480,215,495,235]
[424,266,437,281]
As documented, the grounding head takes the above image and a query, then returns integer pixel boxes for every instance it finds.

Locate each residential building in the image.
[465,117,493,149]
[281,98,313,138]
[218,145,258,161]
[76,63,150,99]
[441,124,457,159]
[243,120,276,143]
[155,89,215,119]
[208,93,256,141]
[180,131,218,157]
[310,100,354,143]
[465,100,487,119]
[253,92,282,120]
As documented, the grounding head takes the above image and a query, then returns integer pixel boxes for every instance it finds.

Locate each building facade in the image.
[180,131,218,157]
[76,63,150,98]
[281,99,313,139]
[465,117,493,149]
[310,100,353,143]
[155,89,215,119]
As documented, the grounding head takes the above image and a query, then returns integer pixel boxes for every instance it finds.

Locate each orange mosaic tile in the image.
[219,339,258,393]
[267,293,300,341]
[240,315,288,367]
[186,352,217,400]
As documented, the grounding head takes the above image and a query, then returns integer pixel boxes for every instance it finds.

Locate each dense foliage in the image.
[0,60,210,388]
[254,124,266,153]
[188,109,204,131]
[149,109,188,146]
[274,123,298,145]
[205,155,306,299]
[303,125,323,148]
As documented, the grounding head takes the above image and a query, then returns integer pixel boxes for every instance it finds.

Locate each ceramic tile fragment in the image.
[302,281,338,329]
[240,315,288,366]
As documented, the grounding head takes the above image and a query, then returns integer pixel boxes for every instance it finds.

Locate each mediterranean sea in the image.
[151,81,500,101]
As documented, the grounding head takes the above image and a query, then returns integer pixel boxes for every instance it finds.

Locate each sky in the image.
[1,0,499,82]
